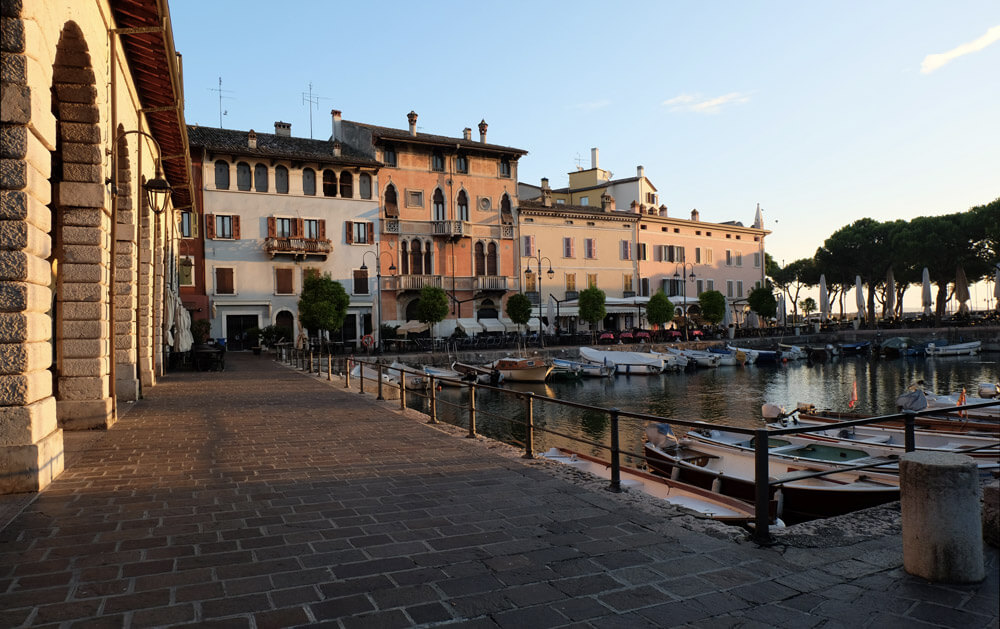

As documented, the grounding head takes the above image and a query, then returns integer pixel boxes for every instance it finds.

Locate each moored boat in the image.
[486,356,553,382]
[794,408,1000,436]
[839,341,871,355]
[777,344,807,360]
[552,358,613,378]
[422,364,465,386]
[452,361,503,385]
[925,340,982,357]
[579,347,665,374]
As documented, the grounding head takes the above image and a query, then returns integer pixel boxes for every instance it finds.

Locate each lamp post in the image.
[524,250,555,344]
[673,263,697,341]
[361,250,396,354]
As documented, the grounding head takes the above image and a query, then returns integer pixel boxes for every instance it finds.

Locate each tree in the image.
[505,293,532,333]
[645,291,674,331]
[747,287,777,320]
[698,290,726,325]
[800,296,817,318]
[769,258,814,324]
[578,287,606,341]
[415,285,449,337]
[816,218,895,327]
[298,270,349,336]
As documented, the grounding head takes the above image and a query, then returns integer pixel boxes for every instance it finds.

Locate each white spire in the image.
[753,203,764,229]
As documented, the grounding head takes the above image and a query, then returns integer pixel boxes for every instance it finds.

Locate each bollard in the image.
[428,376,438,424]
[467,383,477,438]
[345,359,351,389]
[903,411,916,452]
[399,370,407,410]
[327,353,332,381]
[359,361,365,395]
[523,393,534,459]
[901,451,984,582]
[753,429,773,545]
[608,408,621,492]
[377,363,384,400]
[309,350,313,372]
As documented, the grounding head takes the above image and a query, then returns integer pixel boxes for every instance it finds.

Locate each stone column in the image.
[113,132,139,401]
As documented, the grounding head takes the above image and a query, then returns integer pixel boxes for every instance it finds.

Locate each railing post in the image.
[523,393,534,459]
[428,376,438,424]
[753,429,773,545]
[399,369,407,410]
[359,360,365,395]
[377,363,384,400]
[308,350,313,373]
[903,411,916,452]
[327,353,332,381]
[467,383,477,438]
[608,408,621,492]
[345,358,351,389]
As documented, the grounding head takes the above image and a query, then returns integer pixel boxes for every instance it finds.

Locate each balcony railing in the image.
[475,276,508,291]
[264,237,332,258]
[433,220,468,238]
[386,275,442,291]
[623,291,636,298]
[380,219,513,240]
[565,291,579,300]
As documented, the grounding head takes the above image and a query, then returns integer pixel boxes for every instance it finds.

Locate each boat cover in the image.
[580,347,663,369]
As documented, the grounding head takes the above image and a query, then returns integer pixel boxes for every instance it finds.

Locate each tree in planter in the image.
[298,270,350,341]
[260,324,292,347]
[578,286,607,342]
[505,293,533,335]
[747,287,778,323]
[191,318,212,345]
[698,290,726,326]
[645,291,674,339]
[415,285,449,339]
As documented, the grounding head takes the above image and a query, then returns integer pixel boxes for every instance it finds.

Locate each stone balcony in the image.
[264,237,332,259]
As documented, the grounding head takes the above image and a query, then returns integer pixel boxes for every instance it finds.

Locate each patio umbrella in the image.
[164,289,176,348]
[885,267,895,319]
[994,264,1000,312]
[955,265,970,314]
[174,296,193,353]
[855,275,865,320]
[777,294,786,326]
[819,274,829,322]
[546,294,557,334]
[747,312,760,328]
[722,301,733,328]
[921,267,932,317]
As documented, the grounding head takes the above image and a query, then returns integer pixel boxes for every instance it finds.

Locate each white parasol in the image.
[546,294,557,334]
[174,295,193,353]
[722,301,733,328]
[777,294,786,326]
[921,267,932,317]
[855,275,865,321]
[885,267,895,319]
[819,274,829,322]
[994,264,1000,312]
[747,311,760,328]
[164,290,176,348]
[955,266,970,314]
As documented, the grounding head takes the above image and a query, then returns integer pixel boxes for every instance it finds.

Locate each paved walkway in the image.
[1,354,996,628]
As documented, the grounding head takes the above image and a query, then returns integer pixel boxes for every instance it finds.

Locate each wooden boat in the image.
[923,390,1000,421]
[422,364,465,386]
[539,447,761,524]
[452,361,502,385]
[579,347,665,374]
[643,425,900,522]
[486,356,553,382]
[552,358,613,378]
[777,344,807,360]
[925,340,981,357]
[795,409,1000,437]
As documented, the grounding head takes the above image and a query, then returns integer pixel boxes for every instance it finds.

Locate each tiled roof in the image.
[350,121,528,156]
[187,126,380,167]
[518,199,639,219]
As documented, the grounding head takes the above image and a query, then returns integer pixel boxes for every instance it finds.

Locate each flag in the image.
[848,380,858,409]
[958,388,967,417]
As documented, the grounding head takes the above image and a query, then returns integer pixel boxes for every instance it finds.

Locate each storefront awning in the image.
[397,320,429,334]
[456,318,484,334]
[479,318,507,333]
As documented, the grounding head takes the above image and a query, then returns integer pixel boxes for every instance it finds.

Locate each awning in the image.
[456,318,484,334]
[397,320,429,334]
[480,318,507,333]
[527,317,544,332]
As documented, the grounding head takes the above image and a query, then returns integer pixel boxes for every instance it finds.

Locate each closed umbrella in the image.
[921,267,932,317]
[994,264,1000,312]
[885,267,895,319]
[722,301,733,328]
[777,294,786,326]
[955,266,970,314]
[819,274,829,322]
[546,294,556,334]
[855,275,865,321]
[748,312,760,328]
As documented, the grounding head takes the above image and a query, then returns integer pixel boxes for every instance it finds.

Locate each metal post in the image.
[327,353,332,381]
[467,383,477,438]
[753,429,772,545]
[377,363,384,400]
[399,369,407,410]
[608,408,621,492]
[428,376,438,424]
[345,359,351,389]
[359,360,365,395]
[523,393,534,458]
[309,350,313,373]
[903,411,916,452]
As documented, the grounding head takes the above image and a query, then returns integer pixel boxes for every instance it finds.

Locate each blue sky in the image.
[170,1,999,308]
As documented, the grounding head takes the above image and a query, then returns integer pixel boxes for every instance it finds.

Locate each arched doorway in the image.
[275,310,294,341]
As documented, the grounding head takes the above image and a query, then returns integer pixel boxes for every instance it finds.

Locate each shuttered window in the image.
[384,184,398,217]
[215,267,234,295]
[353,269,369,295]
[584,239,596,259]
[303,168,316,195]
[323,170,336,197]
[359,173,372,199]
[339,172,353,198]
[275,165,289,194]
[214,160,229,189]
[522,235,535,257]
[236,162,251,191]
[275,268,293,295]
[563,237,574,258]
[253,164,268,192]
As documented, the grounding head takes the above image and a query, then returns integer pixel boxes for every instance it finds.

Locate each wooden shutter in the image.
[318,219,326,240]
[205,213,216,239]
[267,217,276,238]
[366,222,374,244]
[275,268,293,294]
[345,221,353,244]
[216,267,234,294]
[232,216,241,240]
[295,218,304,238]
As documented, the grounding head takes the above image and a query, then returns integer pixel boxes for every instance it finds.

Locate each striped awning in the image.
[456,318,484,334]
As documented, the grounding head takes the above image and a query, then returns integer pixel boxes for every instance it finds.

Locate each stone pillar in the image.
[901,451,984,583]
[137,189,155,386]
[114,131,139,401]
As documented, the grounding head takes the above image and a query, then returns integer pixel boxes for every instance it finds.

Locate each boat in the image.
[643,425,901,522]
[452,361,503,385]
[728,345,778,363]
[548,362,583,380]
[777,344,807,360]
[794,405,1000,437]
[663,347,720,368]
[385,361,425,388]
[709,346,755,365]
[649,350,689,371]
[552,358,613,378]
[579,347,665,375]
[839,341,871,355]
[486,356,553,383]
[422,364,465,386]
[539,447,761,524]
[923,388,1000,421]
[924,340,982,357]
[880,336,926,357]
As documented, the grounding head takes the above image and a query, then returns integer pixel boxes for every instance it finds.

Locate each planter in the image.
[252,346,262,355]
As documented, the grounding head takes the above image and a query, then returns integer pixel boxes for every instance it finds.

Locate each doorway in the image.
[225,314,259,351]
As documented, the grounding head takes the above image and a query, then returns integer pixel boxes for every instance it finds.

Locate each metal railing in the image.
[276,349,998,545]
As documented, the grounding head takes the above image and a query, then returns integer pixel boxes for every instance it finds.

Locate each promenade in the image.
[1,354,996,628]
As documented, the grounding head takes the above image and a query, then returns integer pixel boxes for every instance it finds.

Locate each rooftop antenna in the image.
[301,82,329,139]
[207,77,234,128]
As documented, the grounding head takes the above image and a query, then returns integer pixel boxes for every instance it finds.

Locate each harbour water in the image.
[416,353,1000,463]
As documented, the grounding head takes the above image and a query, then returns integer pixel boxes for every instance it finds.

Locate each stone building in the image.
[0,0,192,493]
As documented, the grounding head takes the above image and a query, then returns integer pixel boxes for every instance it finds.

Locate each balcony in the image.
[565,291,579,300]
[433,220,468,238]
[475,276,508,291]
[381,219,513,240]
[386,275,442,291]
[623,291,636,298]
[264,237,332,259]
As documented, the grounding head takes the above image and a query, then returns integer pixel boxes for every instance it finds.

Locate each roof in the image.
[518,199,639,221]
[350,121,528,157]
[552,175,656,194]
[187,126,381,168]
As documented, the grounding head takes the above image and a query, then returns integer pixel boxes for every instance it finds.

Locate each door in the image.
[225,314,259,351]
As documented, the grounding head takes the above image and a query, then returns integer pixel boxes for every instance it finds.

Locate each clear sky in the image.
[170,0,999,309]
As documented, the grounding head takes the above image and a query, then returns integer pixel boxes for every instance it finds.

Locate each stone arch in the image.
[49,21,113,430]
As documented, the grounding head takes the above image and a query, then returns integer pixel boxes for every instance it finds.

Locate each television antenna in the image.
[207,77,235,129]
[301,82,330,139]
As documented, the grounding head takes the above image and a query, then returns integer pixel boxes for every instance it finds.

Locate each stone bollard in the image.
[983,480,999,548]
[901,451,984,582]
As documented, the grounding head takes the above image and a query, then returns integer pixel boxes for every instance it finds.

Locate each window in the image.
[359,173,372,199]
[275,165,288,194]
[236,162,251,191]
[726,250,733,266]
[587,274,598,289]
[433,188,445,221]
[584,238,596,259]
[457,191,469,221]
[562,237,575,258]
[522,235,535,257]
[214,214,236,239]
[180,211,192,238]
[640,277,650,297]
[353,268,369,295]
[214,160,230,189]
[275,217,293,238]
[696,279,704,295]
[303,219,319,240]
[620,240,632,260]
[499,157,511,178]
[624,274,633,293]
[735,252,743,266]
[695,247,701,264]
[179,256,194,286]
[637,243,647,261]
[525,272,536,293]
[432,152,445,172]
[456,154,468,173]
[705,249,714,264]
[302,168,316,195]
[254,164,268,192]
[580,196,589,206]
[566,273,576,292]
[727,280,734,298]
[384,184,399,217]
[474,242,486,276]
[500,194,513,224]
[275,268,294,295]
[406,190,423,208]
[737,280,744,296]
[487,242,498,276]
[707,279,715,291]
[383,145,396,166]
[339,171,353,198]
[346,221,372,244]
[754,252,761,268]
[399,241,409,274]
[322,169,337,197]
[215,267,235,295]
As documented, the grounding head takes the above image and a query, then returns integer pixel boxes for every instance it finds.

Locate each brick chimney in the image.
[541,177,551,207]
[463,127,472,140]
[407,111,418,136]
[247,129,257,149]
[478,119,488,143]
[691,208,700,222]
[601,192,615,211]
[659,204,668,217]
[591,148,599,169]
[331,110,342,142]
[274,121,291,136]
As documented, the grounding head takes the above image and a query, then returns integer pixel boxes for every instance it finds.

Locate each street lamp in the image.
[361,250,396,354]
[525,250,555,342]
[673,263,697,341]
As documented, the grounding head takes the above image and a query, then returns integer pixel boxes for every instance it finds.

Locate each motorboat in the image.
[422,364,465,386]
[663,347,720,368]
[552,358,613,378]
[385,361,425,388]
[709,346,755,365]
[880,336,926,357]
[924,340,982,357]
[777,344,807,360]
[729,345,779,363]
[838,341,871,355]
[795,408,1000,437]
[486,356,553,383]
[579,347,665,375]
[452,361,503,385]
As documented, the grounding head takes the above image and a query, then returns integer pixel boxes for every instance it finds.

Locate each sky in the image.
[169,1,1000,310]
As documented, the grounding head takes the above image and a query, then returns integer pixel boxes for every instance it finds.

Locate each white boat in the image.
[710,347,756,365]
[452,361,503,385]
[777,344,807,360]
[579,347,665,375]
[552,358,614,378]
[729,345,778,363]
[486,356,553,382]
[385,361,424,388]
[663,347,720,368]
[650,351,689,371]
[925,340,982,356]
[539,447,760,523]
[422,364,465,386]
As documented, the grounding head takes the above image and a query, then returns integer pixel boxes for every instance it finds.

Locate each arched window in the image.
[339,171,353,198]
[399,240,409,275]
[500,193,513,224]
[433,188,445,221]
[424,244,432,275]
[302,168,316,195]
[384,183,398,217]
[432,151,445,172]
[275,165,289,194]
[214,160,230,189]
[487,242,498,276]
[236,162,251,191]
[322,169,336,196]
[474,242,486,276]
[410,240,423,275]
[457,190,469,221]
[254,164,268,192]
[359,173,372,199]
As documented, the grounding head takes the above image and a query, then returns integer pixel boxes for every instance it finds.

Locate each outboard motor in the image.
[978,383,999,399]
[761,403,786,421]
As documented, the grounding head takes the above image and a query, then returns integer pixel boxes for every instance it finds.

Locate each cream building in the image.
[1,0,192,493]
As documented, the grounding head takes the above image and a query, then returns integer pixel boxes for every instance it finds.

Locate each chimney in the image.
[407,111,418,136]
[463,127,472,140]
[659,204,668,217]
[478,119,488,143]
[630,200,639,213]
[333,140,342,157]
[331,109,342,142]
[274,121,291,137]
[247,129,257,149]
[591,148,599,170]
[541,178,551,207]
[691,208,700,222]
[637,165,644,178]
[601,192,615,212]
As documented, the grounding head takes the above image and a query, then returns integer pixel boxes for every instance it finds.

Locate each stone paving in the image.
[0,353,996,628]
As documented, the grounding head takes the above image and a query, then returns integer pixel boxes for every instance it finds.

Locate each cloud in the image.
[569,99,612,111]
[663,92,751,114]
[921,24,1000,74]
